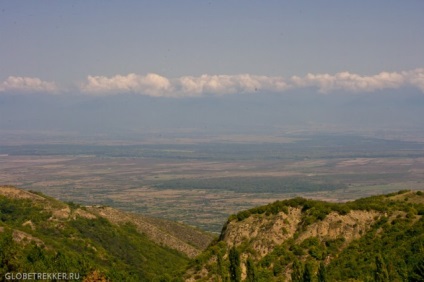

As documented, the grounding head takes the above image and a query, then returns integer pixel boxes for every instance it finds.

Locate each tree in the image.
[217,253,226,280]
[303,262,313,282]
[318,261,327,282]
[374,254,389,282]
[0,230,17,273]
[246,257,257,282]
[409,257,424,282]
[229,246,241,282]
[291,259,303,282]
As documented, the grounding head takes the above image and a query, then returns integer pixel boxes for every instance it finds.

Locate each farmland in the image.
[1,133,424,232]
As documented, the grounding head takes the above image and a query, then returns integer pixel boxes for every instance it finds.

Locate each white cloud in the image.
[0,76,58,93]
[80,73,172,97]
[80,69,424,97]
[290,71,406,93]
[403,68,424,92]
[80,73,290,97]
[177,74,290,95]
[5,69,424,97]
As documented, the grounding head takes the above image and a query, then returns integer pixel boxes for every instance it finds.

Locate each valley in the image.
[1,133,424,232]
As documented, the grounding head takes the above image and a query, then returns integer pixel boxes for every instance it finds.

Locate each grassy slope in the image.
[0,186,190,281]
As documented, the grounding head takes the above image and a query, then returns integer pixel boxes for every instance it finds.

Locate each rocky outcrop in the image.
[222,207,302,258]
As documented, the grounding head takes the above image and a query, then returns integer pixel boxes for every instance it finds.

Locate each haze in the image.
[1,1,423,143]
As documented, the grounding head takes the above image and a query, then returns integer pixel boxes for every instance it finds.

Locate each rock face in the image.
[296,210,380,244]
[185,192,424,281]
[222,208,380,260]
[215,209,381,281]
[223,207,303,258]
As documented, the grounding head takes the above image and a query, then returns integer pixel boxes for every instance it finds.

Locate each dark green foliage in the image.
[246,257,258,282]
[0,230,89,280]
[217,252,228,281]
[232,197,343,226]
[0,195,189,281]
[0,229,17,274]
[229,247,241,282]
[324,237,345,253]
[69,218,188,280]
[272,259,283,277]
[253,214,424,282]
[66,201,81,210]
[303,262,313,282]
[196,191,424,282]
[0,197,51,225]
[374,254,389,282]
[231,191,424,228]
[318,262,327,282]
[410,257,424,281]
[326,215,424,281]
[7,185,424,281]
[291,259,304,282]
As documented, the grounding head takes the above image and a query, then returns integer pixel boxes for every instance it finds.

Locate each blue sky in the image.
[1,1,423,91]
[1,1,424,138]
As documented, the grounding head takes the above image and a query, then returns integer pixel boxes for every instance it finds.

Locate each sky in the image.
[0,1,424,140]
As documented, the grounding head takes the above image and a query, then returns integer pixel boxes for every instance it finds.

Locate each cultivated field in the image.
[1,134,424,232]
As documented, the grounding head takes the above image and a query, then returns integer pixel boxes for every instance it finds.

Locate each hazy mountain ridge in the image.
[185,190,424,281]
[1,90,424,137]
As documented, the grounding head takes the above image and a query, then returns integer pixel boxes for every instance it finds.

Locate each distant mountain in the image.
[185,190,424,281]
[1,89,424,139]
[0,185,214,281]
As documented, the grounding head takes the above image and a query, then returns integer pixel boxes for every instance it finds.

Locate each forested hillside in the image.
[185,190,424,281]
[0,186,212,281]
[2,185,424,281]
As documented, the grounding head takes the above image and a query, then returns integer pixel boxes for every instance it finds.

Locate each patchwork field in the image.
[1,134,424,232]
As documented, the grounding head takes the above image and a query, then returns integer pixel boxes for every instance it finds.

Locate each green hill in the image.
[0,186,213,281]
[2,186,424,281]
[185,190,424,281]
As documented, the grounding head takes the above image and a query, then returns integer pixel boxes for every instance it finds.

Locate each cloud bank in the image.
[0,76,58,93]
[2,69,424,96]
[80,73,172,97]
[177,74,289,96]
[80,68,424,97]
[79,73,289,97]
[291,69,424,93]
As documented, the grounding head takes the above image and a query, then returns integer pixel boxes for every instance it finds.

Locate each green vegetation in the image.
[0,193,188,281]
[230,190,423,225]
[229,246,241,282]
[2,187,424,281]
[317,261,327,282]
[188,190,424,281]
[327,212,424,281]
[245,257,257,282]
